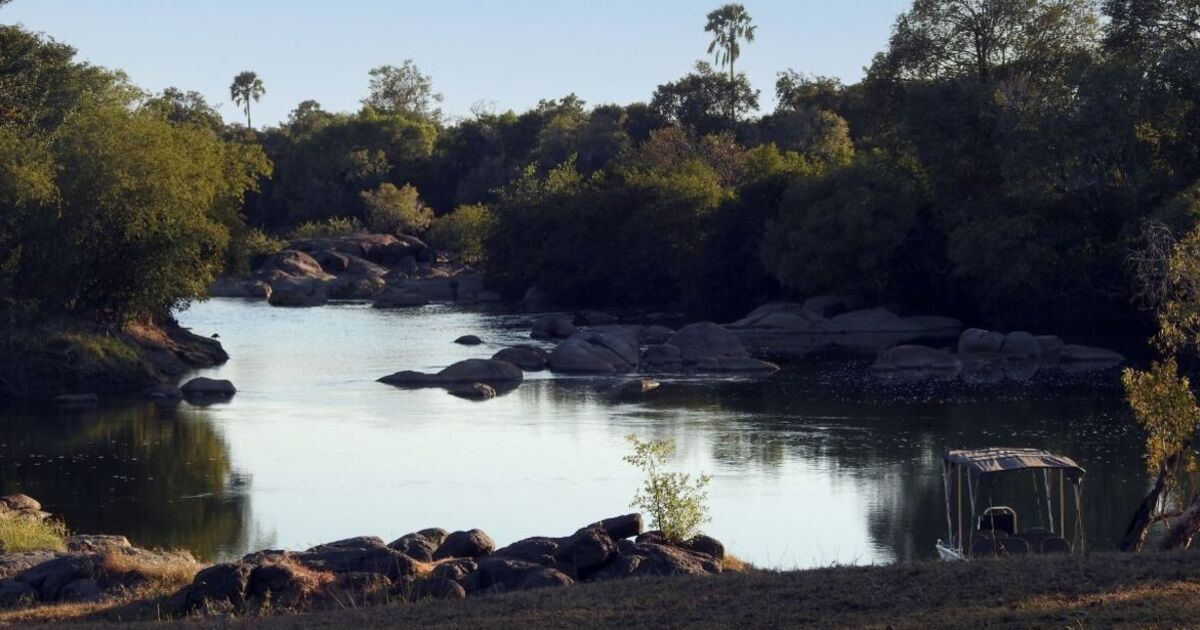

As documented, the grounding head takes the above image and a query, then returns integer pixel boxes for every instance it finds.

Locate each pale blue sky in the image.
[2,0,910,127]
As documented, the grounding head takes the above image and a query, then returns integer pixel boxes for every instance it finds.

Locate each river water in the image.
[0,299,1147,566]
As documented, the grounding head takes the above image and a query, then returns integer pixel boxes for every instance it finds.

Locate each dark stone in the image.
[491,345,550,371]
[387,534,438,562]
[591,514,643,540]
[0,580,36,608]
[296,546,418,580]
[404,577,467,601]
[556,526,616,577]
[454,335,483,346]
[417,528,449,546]
[531,316,576,340]
[433,529,495,560]
[687,535,725,561]
[180,377,236,397]
[380,359,523,389]
[429,558,478,590]
[492,537,559,567]
[15,555,87,600]
[57,578,103,603]
[0,552,58,581]
[185,562,253,610]
[305,536,386,553]
[592,543,722,581]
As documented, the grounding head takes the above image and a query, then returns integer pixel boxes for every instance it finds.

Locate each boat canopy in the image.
[944,448,1084,480]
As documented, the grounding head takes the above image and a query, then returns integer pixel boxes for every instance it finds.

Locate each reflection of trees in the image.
[613,369,1148,561]
[0,403,255,560]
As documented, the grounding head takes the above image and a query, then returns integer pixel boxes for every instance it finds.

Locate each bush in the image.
[0,517,67,552]
[290,216,364,239]
[361,182,433,236]
[426,204,495,264]
[623,434,711,542]
[226,227,285,275]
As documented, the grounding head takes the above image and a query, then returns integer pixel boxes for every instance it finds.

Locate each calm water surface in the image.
[0,299,1146,567]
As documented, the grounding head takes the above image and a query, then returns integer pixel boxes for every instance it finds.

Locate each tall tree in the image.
[229,71,265,128]
[363,61,443,122]
[704,3,757,120]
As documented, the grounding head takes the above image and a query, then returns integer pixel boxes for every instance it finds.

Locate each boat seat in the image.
[1000,537,1030,555]
[1040,537,1071,554]
[977,511,1016,536]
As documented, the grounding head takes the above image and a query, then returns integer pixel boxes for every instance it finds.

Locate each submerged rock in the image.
[180,377,236,397]
[378,359,523,391]
[491,345,550,371]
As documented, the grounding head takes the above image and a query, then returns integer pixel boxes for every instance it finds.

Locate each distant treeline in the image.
[2,1,1199,331]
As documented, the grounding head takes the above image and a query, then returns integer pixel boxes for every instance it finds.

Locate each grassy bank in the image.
[15,551,1200,628]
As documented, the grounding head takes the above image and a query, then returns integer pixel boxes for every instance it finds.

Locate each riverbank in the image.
[0,318,226,402]
[5,551,1197,628]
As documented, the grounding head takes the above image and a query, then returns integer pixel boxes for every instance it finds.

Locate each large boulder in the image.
[592,542,721,581]
[872,345,962,371]
[531,316,576,340]
[180,377,236,397]
[268,277,329,307]
[1000,331,1041,358]
[492,346,550,371]
[370,235,429,266]
[258,250,332,281]
[958,328,1005,355]
[209,277,271,300]
[327,276,386,300]
[548,334,637,373]
[387,533,439,562]
[379,359,524,389]
[668,322,747,362]
[591,514,643,541]
[434,529,495,560]
[729,303,829,332]
[181,562,254,610]
[373,287,428,309]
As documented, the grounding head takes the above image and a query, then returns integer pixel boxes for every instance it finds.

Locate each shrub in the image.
[361,182,433,236]
[0,517,67,553]
[623,434,711,542]
[226,227,285,275]
[290,216,364,239]
[426,204,495,264]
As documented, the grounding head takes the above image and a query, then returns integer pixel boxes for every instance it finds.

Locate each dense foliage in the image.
[5,0,1200,332]
[0,25,269,323]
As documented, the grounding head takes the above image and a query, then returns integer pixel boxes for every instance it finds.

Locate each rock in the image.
[433,529,495,560]
[312,250,351,273]
[15,554,87,600]
[637,325,675,345]
[66,535,131,553]
[531,316,576,340]
[371,236,428,266]
[327,276,386,300]
[829,308,922,333]
[687,535,725,561]
[405,277,456,301]
[491,346,550,371]
[180,377,236,397]
[872,345,962,371]
[576,310,618,326]
[447,382,497,401]
[296,545,417,579]
[1000,331,1041,358]
[373,286,428,309]
[1035,335,1065,356]
[209,277,271,299]
[259,250,331,280]
[640,344,683,371]
[474,558,573,593]
[491,538,560,567]
[728,303,813,329]
[548,336,629,373]
[1059,344,1124,364]
[57,578,103,603]
[802,295,853,317]
[592,542,721,580]
[246,561,322,608]
[958,328,1005,355]
[51,393,98,408]
[268,277,329,307]
[1,495,42,513]
[184,562,253,610]
[399,576,467,601]
[429,558,478,588]
[556,526,617,577]
[0,580,36,608]
[306,537,387,553]
[435,359,523,385]
[0,552,58,581]
[591,514,643,541]
[387,534,438,562]
[668,322,747,362]
[417,528,449,546]
[454,335,483,346]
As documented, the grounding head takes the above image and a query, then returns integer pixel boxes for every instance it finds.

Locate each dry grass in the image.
[0,517,67,553]
[97,549,201,591]
[18,551,1200,628]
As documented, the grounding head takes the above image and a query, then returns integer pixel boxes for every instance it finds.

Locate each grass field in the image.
[16,550,1200,629]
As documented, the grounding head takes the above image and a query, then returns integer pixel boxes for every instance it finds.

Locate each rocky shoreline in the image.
[0,495,732,617]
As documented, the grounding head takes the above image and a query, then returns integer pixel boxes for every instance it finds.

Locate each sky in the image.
[2,0,912,127]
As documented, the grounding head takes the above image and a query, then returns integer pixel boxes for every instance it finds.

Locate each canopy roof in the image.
[944,448,1084,478]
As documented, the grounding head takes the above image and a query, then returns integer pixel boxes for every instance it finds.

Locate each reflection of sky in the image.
[178,300,882,567]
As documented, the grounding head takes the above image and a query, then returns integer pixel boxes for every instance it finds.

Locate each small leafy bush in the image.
[361,182,433,236]
[291,216,364,239]
[426,204,495,264]
[624,434,711,542]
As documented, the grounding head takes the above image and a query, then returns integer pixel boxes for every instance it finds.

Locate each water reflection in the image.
[0,403,259,560]
[0,300,1151,568]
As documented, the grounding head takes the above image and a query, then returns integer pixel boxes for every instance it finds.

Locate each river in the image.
[0,299,1147,566]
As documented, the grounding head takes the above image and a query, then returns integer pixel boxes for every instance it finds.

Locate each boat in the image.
[935,447,1085,561]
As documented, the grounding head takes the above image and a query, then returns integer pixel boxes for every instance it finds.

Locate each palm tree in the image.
[704,4,756,120]
[229,71,265,128]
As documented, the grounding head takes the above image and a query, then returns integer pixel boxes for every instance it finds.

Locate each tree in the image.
[229,71,265,128]
[624,434,711,542]
[704,3,757,120]
[650,61,759,136]
[874,0,1100,84]
[360,182,433,235]
[363,61,443,122]
[143,87,223,131]
[426,204,495,264]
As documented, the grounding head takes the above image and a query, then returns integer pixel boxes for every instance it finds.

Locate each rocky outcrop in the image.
[729,302,961,358]
[267,277,329,307]
[492,346,550,371]
[642,323,779,374]
[378,359,524,393]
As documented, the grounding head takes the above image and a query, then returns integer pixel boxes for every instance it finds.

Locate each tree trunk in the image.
[1121,452,1181,551]
[1160,496,1200,550]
